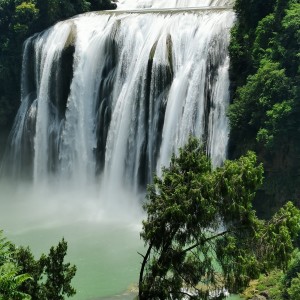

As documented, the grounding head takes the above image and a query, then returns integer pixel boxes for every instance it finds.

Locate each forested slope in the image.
[229,0,300,217]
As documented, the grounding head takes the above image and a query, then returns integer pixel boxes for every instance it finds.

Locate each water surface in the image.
[0,181,143,300]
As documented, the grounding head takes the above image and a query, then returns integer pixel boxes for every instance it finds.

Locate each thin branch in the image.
[138,242,153,299]
[181,230,230,254]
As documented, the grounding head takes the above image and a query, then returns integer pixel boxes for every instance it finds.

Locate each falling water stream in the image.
[0,0,238,299]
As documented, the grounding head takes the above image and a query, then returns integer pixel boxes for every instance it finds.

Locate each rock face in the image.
[252,141,300,219]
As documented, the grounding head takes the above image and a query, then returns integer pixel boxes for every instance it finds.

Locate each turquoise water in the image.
[0,182,144,300]
[7,222,143,300]
[0,182,242,300]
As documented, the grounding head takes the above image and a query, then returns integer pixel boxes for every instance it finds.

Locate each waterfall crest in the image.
[1,3,235,198]
[117,0,234,9]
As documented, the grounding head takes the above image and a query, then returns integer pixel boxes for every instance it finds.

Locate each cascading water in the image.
[0,1,236,299]
[2,1,234,196]
[117,0,234,9]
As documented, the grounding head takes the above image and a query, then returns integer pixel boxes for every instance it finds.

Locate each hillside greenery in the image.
[229,0,300,216]
[138,137,300,300]
[0,0,116,130]
[242,250,300,300]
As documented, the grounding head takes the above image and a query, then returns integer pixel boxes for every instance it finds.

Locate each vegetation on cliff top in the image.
[229,0,300,216]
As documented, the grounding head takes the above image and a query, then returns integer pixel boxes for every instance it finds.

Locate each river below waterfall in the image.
[0,181,144,300]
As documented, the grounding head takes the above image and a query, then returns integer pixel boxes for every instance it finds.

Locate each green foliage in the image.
[0,230,11,265]
[229,58,294,148]
[229,0,300,210]
[0,231,76,300]
[233,0,276,30]
[242,250,300,300]
[287,274,300,300]
[34,0,89,30]
[0,262,32,300]
[256,203,300,271]
[39,239,76,300]
[257,271,283,300]
[280,3,300,77]
[229,0,300,143]
[89,0,117,11]
[252,14,276,64]
[242,270,283,300]
[10,247,43,299]
[11,239,77,300]
[13,2,39,34]
[0,230,32,300]
[138,137,300,300]
[228,0,277,86]
[282,250,300,299]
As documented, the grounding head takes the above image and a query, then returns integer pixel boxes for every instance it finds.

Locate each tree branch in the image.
[181,230,230,254]
[138,242,153,300]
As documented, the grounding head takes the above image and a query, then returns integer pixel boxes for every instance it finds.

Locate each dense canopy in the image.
[229,0,300,215]
[138,138,300,300]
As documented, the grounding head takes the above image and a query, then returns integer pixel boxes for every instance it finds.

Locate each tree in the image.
[228,60,294,148]
[228,0,300,217]
[0,262,32,300]
[282,250,300,299]
[39,239,77,300]
[138,137,300,300]
[0,231,77,300]
[10,246,43,300]
[287,274,300,300]
[11,239,77,300]
[0,230,32,300]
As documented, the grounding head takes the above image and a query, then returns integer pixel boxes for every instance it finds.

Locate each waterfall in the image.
[1,0,235,202]
[117,0,234,9]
